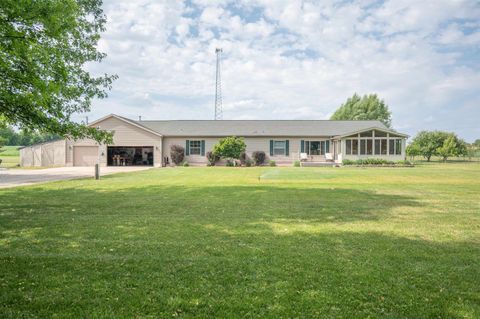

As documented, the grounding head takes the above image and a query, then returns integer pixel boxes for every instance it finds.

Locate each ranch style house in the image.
[19,114,408,167]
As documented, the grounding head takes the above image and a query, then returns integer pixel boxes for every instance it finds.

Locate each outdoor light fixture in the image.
[101,152,105,156]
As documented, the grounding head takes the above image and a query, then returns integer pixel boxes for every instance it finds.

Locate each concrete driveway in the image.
[0,166,151,189]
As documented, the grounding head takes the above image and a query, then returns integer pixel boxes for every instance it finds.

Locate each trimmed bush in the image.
[269,160,276,167]
[170,144,185,165]
[293,160,300,167]
[206,151,220,166]
[342,158,413,166]
[245,159,253,167]
[252,151,266,166]
[182,161,189,167]
[226,159,234,167]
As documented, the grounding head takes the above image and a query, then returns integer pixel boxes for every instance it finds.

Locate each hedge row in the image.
[342,159,413,166]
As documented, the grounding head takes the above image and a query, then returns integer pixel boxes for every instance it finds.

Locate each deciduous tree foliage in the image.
[0,0,116,143]
[331,93,392,128]
[409,131,467,161]
[212,136,246,160]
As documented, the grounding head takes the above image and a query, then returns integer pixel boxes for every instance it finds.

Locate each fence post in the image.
[95,164,99,180]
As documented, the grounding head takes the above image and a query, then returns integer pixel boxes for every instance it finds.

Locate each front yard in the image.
[0,164,479,318]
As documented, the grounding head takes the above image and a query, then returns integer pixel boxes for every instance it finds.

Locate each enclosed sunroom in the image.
[336,128,408,162]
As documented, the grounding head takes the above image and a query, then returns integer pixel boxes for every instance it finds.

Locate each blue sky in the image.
[83,0,480,141]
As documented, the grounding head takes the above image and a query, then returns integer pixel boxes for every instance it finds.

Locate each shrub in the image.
[252,151,266,166]
[397,160,413,165]
[206,151,220,166]
[269,160,276,167]
[182,161,189,167]
[170,144,185,165]
[342,158,413,166]
[212,136,246,160]
[225,159,234,167]
[245,159,253,167]
[293,160,300,167]
[239,151,248,165]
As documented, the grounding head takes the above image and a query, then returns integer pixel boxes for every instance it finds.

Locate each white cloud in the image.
[82,0,480,141]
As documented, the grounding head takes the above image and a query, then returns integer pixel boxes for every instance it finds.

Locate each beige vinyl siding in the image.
[19,140,66,167]
[163,137,331,164]
[67,116,162,167]
[20,148,33,167]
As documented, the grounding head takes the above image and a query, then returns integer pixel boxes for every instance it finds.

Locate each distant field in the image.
[1,164,479,318]
[0,146,20,168]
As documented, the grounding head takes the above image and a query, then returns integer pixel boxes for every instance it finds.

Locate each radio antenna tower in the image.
[214,48,223,120]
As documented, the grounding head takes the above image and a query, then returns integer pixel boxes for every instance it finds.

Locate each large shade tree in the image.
[0,0,116,143]
[331,93,392,128]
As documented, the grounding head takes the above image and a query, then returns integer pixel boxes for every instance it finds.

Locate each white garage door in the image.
[74,146,99,166]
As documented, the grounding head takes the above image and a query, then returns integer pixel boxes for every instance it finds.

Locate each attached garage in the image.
[107,146,153,166]
[73,146,99,166]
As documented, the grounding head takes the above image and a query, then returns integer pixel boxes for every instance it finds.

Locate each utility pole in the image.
[214,48,223,120]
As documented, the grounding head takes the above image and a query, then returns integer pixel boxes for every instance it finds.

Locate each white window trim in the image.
[273,140,286,156]
[189,140,201,155]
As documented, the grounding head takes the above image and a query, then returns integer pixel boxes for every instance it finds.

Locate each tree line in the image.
[0,126,60,147]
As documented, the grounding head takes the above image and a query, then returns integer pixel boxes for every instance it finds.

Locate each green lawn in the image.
[1,164,479,318]
[0,146,20,168]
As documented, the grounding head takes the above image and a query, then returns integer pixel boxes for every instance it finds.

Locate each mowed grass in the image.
[0,146,20,168]
[0,164,479,318]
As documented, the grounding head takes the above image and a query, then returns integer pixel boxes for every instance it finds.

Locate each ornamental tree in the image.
[0,0,116,143]
[212,136,246,160]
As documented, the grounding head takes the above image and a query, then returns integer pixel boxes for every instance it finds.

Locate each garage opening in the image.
[107,146,153,166]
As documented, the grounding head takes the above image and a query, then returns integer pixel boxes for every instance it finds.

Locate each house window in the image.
[360,140,366,155]
[346,140,352,155]
[381,139,387,155]
[189,140,201,155]
[366,140,373,155]
[389,139,395,155]
[375,140,381,155]
[273,140,286,155]
[395,139,402,155]
[352,139,358,155]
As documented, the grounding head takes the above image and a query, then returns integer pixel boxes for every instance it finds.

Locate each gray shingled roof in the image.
[134,119,388,137]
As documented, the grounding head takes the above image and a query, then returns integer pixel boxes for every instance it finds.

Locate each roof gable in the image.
[88,114,163,137]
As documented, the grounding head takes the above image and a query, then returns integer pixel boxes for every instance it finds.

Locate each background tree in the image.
[0,124,60,146]
[473,139,480,148]
[437,133,467,162]
[0,0,116,143]
[409,131,466,162]
[212,136,246,160]
[406,143,421,161]
[330,93,393,128]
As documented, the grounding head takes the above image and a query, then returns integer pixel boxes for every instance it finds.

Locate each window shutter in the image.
[269,140,273,156]
[326,140,330,153]
[285,140,289,156]
[186,140,190,156]
[201,140,205,156]
[300,140,304,153]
